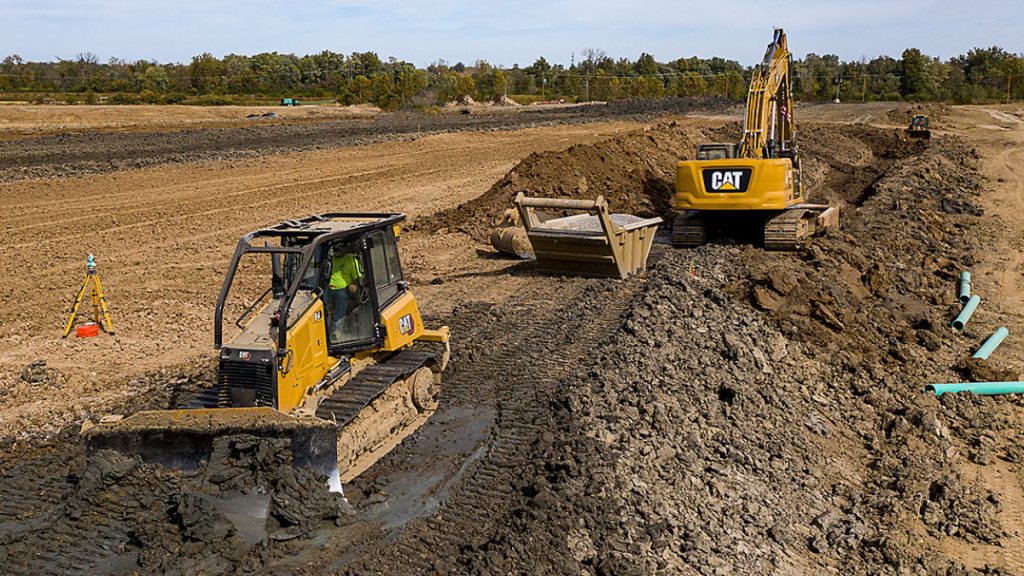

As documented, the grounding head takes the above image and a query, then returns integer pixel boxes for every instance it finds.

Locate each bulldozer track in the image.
[345,275,641,571]
[315,349,436,426]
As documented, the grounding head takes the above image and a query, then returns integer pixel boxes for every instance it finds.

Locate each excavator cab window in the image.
[323,238,377,350]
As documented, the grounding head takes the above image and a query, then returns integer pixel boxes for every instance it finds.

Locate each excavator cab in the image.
[696,143,739,160]
[83,213,449,491]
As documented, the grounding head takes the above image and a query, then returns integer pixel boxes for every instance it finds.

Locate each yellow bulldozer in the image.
[673,28,839,250]
[83,213,449,491]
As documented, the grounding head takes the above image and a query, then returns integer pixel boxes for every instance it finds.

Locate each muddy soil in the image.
[1,102,1023,575]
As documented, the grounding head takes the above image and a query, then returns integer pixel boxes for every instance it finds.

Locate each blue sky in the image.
[3,0,1021,66]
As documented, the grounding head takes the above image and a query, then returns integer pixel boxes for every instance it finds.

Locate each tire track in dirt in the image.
[941,460,1024,571]
[340,274,640,572]
[1,139,498,246]
[0,137,495,231]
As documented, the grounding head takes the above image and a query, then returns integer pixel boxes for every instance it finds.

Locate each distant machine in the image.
[906,115,931,139]
[280,98,301,106]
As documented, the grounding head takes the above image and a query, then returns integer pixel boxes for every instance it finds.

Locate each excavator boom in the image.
[740,27,796,160]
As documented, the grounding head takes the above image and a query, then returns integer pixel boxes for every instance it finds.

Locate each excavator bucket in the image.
[513,193,662,279]
[81,407,342,491]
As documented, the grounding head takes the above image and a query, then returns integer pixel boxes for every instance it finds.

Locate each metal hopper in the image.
[513,193,662,279]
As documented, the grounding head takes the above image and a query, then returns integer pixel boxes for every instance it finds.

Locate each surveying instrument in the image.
[63,254,115,338]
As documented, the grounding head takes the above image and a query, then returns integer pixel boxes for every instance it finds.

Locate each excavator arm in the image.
[739,28,796,161]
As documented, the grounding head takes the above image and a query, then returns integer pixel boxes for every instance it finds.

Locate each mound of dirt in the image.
[799,124,930,206]
[416,118,926,240]
[491,95,521,107]
[416,119,713,238]
[886,103,952,125]
[446,95,479,107]
[355,126,1009,575]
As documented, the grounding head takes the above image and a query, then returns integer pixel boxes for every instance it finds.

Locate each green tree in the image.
[900,48,946,100]
[347,75,372,104]
[189,53,224,93]
[456,73,476,98]
[671,72,708,96]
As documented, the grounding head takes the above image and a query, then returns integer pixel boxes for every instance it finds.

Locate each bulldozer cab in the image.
[215,213,408,362]
[320,227,407,353]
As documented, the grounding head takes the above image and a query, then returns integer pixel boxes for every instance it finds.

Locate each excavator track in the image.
[671,211,707,247]
[763,204,840,251]
[763,208,813,251]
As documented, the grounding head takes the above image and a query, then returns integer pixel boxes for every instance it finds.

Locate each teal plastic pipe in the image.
[925,382,1024,396]
[973,327,1009,360]
[951,295,981,331]
[958,271,972,304]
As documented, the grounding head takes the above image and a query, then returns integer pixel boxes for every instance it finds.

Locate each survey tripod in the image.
[63,254,115,338]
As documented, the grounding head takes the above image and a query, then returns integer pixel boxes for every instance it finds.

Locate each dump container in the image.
[513,193,662,279]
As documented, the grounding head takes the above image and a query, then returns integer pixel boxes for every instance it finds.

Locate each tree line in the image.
[0,46,1021,108]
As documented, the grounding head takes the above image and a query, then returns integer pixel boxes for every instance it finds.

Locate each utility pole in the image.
[862,76,867,103]
[1008,76,1012,104]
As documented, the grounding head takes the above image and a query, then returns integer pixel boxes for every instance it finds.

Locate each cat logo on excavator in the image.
[703,168,751,192]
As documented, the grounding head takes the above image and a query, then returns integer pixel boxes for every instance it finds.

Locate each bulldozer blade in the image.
[82,407,342,491]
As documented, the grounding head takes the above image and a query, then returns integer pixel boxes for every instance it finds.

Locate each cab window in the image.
[368,230,404,306]
[323,239,375,348]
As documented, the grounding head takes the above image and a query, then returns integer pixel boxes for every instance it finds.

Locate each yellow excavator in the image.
[673,28,839,250]
[83,213,449,491]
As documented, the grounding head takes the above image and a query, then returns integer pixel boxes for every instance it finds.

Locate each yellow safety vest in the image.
[329,254,361,290]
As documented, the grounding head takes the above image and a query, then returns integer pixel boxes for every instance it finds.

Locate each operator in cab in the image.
[327,246,362,332]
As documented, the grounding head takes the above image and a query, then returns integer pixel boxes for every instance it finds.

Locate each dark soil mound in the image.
[416,119,711,239]
[355,129,1012,575]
